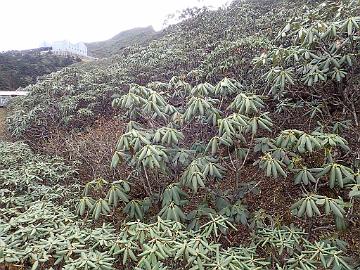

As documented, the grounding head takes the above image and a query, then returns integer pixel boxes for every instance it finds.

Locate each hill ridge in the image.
[86,25,158,58]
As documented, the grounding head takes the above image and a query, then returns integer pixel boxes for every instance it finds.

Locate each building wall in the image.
[51,40,87,57]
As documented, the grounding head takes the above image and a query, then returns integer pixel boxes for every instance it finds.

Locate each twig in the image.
[310,224,334,232]
[350,100,359,126]
[235,135,255,189]
[227,148,237,171]
[143,165,153,195]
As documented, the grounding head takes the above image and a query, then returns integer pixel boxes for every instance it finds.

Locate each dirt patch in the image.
[39,116,126,181]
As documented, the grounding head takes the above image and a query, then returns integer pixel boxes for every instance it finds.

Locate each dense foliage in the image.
[0,140,355,269]
[7,0,303,139]
[0,49,79,91]
[2,0,360,269]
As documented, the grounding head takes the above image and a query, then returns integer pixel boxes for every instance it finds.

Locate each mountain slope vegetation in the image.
[0,49,80,91]
[7,0,301,139]
[86,26,158,58]
[2,0,360,269]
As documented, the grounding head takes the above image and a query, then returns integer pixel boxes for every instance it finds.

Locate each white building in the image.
[50,40,87,57]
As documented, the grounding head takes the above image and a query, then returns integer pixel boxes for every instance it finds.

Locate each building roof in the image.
[0,91,29,96]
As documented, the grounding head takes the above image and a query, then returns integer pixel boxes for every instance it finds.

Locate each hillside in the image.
[0,49,80,91]
[86,26,158,58]
[0,108,7,140]
[2,0,360,269]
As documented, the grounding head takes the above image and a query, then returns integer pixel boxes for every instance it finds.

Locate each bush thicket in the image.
[2,0,360,269]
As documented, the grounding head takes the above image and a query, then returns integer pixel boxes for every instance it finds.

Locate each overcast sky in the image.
[0,0,229,52]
